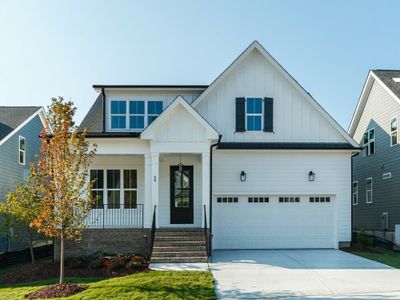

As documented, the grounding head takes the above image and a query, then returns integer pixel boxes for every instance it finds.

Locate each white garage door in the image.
[213,195,335,249]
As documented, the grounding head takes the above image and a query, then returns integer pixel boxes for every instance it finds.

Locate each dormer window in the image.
[109,100,163,131]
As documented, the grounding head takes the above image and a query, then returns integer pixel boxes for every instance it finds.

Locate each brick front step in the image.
[152,251,207,258]
[154,236,205,241]
[155,231,204,237]
[151,228,208,263]
[153,246,207,252]
[150,256,208,263]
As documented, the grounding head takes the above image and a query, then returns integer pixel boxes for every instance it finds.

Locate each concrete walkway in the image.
[210,250,400,299]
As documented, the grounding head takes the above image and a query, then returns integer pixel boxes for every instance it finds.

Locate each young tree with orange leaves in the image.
[29,97,96,284]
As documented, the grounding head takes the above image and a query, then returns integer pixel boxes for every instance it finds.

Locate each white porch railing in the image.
[84,204,144,228]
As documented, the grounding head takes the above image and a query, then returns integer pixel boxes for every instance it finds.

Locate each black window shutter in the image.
[263,97,273,132]
[235,97,246,132]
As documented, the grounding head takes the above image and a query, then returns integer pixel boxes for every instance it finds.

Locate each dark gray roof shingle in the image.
[0,106,41,141]
[78,94,104,133]
[372,70,400,100]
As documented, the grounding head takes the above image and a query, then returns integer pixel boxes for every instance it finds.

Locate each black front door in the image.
[170,165,194,224]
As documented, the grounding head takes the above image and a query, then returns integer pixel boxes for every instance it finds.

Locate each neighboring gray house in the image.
[349,70,400,242]
[0,106,46,251]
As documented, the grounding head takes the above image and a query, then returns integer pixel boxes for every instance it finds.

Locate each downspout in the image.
[101,88,106,132]
[209,134,222,257]
[351,151,359,245]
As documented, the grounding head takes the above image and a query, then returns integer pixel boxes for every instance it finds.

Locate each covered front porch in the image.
[85,96,219,230]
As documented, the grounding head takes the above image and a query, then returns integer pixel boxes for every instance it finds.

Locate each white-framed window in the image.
[246,98,263,131]
[383,172,392,180]
[391,117,398,146]
[363,128,375,156]
[279,196,300,203]
[18,136,26,165]
[352,181,358,205]
[90,170,104,208]
[90,169,137,209]
[109,100,163,131]
[366,177,373,204]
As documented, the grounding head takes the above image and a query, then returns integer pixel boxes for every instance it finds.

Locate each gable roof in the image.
[0,106,45,145]
[141,96,219,140]
[191,40,358,148]
[78,94,104,134]
[348,70,400,137]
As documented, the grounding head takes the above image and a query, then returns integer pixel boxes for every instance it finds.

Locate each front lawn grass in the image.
[348,245,400,269]
[0,271,216,300]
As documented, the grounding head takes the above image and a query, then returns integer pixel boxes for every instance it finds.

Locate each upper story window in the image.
[246,98,263,131]
[363,128,375,156]
[18,136,26,165]
[352,181,358,205]
[110,100,163,131]
[366,177,373,204]
[391,117,398,146]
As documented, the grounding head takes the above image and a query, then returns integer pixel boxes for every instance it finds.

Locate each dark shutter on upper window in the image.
[263,97,273,132]
[235,97,246,132]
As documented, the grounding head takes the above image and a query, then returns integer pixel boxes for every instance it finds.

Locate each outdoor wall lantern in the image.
[240,171,247,182]
[308,171,316,182]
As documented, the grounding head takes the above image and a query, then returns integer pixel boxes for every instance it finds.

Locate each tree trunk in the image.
[29,236,35,265]
[59,234,64,284]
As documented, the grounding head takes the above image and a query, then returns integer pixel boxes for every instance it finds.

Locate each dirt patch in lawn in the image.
[0,262,149,284]
[25,283,88,299]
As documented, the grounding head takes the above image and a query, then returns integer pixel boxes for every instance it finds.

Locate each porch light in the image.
[308,171,316,182]
[240,171,247,182]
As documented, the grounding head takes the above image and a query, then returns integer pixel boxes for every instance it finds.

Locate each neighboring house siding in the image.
[213,150,352,244]
[195,49,348,144]
[0,115,43,251]
[352,79,400,232]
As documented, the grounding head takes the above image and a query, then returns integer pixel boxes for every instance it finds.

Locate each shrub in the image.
[110,256,126,270]
[128,261,144,270]
[89,259,104,269]
[357,233,375,247]
[66,257,88,269]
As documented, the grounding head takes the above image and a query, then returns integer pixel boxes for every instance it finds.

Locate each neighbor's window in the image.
[246,98,263,131]
[366,177,373,204]
[391,117,398,146]
[124,170,137,208]
[90,170,104,208]
[363,128,375,156]
[352,181,358,205]
[18,136,26,165]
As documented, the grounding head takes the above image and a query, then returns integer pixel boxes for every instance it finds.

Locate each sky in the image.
[0,0,399,129]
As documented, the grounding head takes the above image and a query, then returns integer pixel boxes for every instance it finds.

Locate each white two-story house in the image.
[60,41,359,262]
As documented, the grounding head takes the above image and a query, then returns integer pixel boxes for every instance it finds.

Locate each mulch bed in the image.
[25,283,88,299]
[342,246,382,254]
[0,262,149,284]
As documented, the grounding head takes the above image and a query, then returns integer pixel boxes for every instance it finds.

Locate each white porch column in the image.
[144,153,152,228]
[201,152,210,228]
[151,152,160,228]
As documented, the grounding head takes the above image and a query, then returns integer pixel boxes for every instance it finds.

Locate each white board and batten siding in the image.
[195,48,348,144]
[212,150,352,249]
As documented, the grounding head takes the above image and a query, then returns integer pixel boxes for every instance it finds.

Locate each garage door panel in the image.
[213,196,335,249]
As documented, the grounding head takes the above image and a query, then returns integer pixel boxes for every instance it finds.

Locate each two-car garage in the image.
[212,195,336,249]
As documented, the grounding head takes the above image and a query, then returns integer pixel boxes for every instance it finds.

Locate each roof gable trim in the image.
[141,96,219,140]
[0,108,46,146]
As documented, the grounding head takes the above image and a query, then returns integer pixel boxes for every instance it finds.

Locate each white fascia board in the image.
[141,95,219,140]
[192,41,358,148]
[0,107,46,146]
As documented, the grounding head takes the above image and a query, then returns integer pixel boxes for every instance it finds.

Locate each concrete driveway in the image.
[210,250,400,299]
